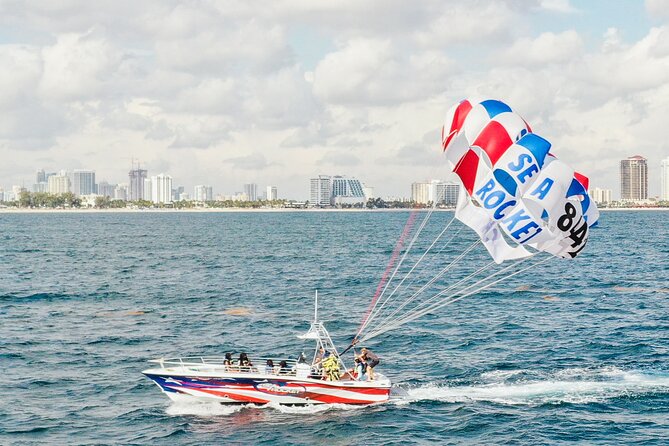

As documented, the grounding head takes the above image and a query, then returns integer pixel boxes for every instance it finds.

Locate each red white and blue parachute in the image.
[442,98,599,263]
[352,98,599,345]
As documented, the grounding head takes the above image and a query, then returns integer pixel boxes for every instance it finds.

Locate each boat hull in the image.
[143,370,391,405]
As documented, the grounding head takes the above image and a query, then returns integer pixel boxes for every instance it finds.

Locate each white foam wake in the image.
[165,400,367,417]
[401,367,669,406]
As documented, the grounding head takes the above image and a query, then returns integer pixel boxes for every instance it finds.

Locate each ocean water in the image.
[1,210,668,445]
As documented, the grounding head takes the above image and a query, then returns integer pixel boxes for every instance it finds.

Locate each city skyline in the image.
[4,154,669,203]
[1,2,669,199]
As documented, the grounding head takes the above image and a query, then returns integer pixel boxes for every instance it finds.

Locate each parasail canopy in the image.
[442,98,599,263]
[351,98,599,346]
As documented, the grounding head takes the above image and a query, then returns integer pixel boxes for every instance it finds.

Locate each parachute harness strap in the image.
[360,255,552,342]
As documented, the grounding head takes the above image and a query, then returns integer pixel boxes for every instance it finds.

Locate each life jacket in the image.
[322,355,340,380]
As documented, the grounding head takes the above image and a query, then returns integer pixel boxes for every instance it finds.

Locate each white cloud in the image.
[312,38,456,106]
[539,0,579,14]
[646,0,669,18]
[497,30,584,66]
[39,31,127,101]
[0,0,668,198]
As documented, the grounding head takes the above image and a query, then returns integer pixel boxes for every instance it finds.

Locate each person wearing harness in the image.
[360,348,379,380]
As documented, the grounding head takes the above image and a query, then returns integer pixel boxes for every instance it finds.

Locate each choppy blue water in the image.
[1,210,668,445]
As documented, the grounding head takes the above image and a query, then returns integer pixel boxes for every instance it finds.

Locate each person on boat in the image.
[321,354,341,381]
[278,360,290,375]
[265,359,275,375]
[238,352,252,370]
[312,348,329,378]
[354,356,367,381]
[223,352,233,371]
[359,348,379,380]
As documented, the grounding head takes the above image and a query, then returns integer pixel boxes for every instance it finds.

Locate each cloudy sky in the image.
[1,0,668,199]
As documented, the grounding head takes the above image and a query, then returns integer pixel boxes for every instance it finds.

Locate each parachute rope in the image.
[358,212,457,336]
[366,239,482,334]
[357,201,440,337]
[360,255,551,343]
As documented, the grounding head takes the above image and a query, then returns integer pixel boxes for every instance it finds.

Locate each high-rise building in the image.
[32,182,47,193]
[71,170,96,196]
[143,178,152,202]
[48,173,70,194]
[194,185,213,201]
[661,157,669,201]
[411,180,459,205]
[266,185,278,201]
[310,175,331,207]
[620,155,648,201]
[114,183,128,201]
[36,169,46,184]
[97,181,116,198]
[128,166,148,201]
[331,176,366,206]
[33,169,48,193]
[589,187,612,204]
[151,173,173,204]
[411,182,431,204]
[172,186,184,202]
[243,183,258,201]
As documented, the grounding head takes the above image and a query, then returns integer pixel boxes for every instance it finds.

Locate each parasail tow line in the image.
[358,214,457,336]
[361,255,552,342]
[365,239,482,334]
[357,203,440,337]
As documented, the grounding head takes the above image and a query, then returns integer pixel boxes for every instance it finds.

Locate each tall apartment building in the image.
[151,173,172,204]
[266,185,278,201]
[194,185,213,201]
[114,183,128,201]
[97,181,116,198]
[128,166,148,201]
[412,180,459,205]
[661,157,669,201]
[620,155,648,201]
[310,175,331,207]
[172,186,185,202]
[48,173,71,194]
[589,187,612,204]
[34,168,47,191]
[243,183,258,201]
[143,178,152,202]
[71,170,96,196]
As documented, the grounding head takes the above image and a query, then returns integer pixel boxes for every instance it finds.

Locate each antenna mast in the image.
[314,290,318,323]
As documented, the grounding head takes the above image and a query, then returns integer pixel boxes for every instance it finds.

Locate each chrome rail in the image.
[148,356,301,375]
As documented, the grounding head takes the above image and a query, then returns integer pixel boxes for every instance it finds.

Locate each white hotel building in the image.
[411,180,459,206]
[151,174,173,204]
[661,157,669,201]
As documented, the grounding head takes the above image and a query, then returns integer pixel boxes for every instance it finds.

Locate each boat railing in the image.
[149,356,301,376]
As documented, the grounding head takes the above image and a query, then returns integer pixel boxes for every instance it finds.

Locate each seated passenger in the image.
[238,352,252,370]
[223,352,233,370]
[265,359,275,375]
[354,356,367,381]
[321,354,341,381]
[278,360,290,375]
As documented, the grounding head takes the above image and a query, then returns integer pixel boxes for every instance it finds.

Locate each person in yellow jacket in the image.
[321,354,341,381]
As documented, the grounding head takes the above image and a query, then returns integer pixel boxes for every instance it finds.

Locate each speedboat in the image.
[142,293,391,406]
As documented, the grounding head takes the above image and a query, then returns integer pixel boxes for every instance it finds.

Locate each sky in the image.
[1,0,668,200]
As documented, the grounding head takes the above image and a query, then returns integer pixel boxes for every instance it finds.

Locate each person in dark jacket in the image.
[359,348,379,380]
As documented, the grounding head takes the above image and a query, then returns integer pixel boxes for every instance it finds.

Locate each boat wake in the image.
[163,367,669,416]
[398,367,669,406]
[165,401,366,417]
